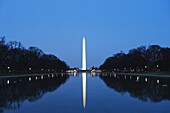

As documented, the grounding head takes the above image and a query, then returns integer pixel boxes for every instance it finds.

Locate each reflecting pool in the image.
[0,72,170,113]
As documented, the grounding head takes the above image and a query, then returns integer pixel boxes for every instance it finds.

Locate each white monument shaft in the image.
[82,37,86,70]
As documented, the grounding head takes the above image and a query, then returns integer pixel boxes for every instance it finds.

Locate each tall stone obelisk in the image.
[82,37,86,70]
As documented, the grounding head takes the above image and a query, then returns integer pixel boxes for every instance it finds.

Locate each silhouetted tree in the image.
[0,37,69,73]
[100,45,170,72]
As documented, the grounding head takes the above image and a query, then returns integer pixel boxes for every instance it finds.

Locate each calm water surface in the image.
[0,72,170,113]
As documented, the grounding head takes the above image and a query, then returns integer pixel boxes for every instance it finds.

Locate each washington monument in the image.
[82,37,86,71]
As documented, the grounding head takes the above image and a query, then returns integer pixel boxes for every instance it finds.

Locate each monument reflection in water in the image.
[0,72,170,113]
[82,72,86,108]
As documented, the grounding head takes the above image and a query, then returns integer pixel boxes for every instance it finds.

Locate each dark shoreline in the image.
[0,72,66,78]
[115,72,170,78]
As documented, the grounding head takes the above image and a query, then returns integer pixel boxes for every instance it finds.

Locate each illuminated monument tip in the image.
[82,37,86,70]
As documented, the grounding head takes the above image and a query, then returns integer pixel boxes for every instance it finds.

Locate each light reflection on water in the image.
[0,72,170,113]
[82,72,86,108]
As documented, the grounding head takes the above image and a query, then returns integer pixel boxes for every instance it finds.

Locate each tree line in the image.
[0,36,69,73]
[100,45,170,72]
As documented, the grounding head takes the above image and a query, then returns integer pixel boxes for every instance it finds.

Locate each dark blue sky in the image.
[0,0,170,68]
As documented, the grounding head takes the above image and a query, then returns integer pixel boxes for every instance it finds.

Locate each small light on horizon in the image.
[136,76,140,82]
[7,80,10,84]
[29,77,31,81]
